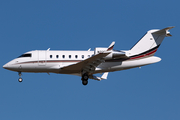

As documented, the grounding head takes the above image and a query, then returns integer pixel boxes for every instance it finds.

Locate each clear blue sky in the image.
[1,0,179,120]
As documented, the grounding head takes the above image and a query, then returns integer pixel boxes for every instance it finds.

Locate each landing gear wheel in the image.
[82,80,88,85]
[18,78,23,82]
[18,72,23,83]
[81,73,89,85]
[82,73,89,81]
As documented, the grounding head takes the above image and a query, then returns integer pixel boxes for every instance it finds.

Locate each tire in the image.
[82,80,88,85]
[82,73,89,81]
[18,78,23,82]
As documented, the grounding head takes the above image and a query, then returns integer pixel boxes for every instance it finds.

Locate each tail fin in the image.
[128,27,174,58]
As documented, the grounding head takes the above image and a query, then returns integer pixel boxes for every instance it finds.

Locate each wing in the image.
[60,52,110,74]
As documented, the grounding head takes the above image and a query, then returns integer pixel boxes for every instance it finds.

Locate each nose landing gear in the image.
[18,72,23,82]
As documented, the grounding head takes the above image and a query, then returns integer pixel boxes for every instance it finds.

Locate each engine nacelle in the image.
[94,47,107,54]
[94,47,112,59]
[94,47,128,60]
[112,51,128,59]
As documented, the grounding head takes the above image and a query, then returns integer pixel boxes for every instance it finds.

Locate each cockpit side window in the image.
[18,53,32,58]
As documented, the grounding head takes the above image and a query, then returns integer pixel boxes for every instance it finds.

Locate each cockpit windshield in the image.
[18,53,32,58]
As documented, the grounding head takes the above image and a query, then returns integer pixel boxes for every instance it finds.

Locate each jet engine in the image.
[94,47,129,60]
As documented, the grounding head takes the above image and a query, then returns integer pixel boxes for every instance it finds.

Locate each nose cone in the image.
[3,59,21,72]
[3,62,18,71]
[3,63,9,69]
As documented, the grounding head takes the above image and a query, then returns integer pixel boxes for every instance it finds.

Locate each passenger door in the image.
[38,51,46,66]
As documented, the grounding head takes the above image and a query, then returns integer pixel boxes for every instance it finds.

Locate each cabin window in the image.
[75,55,78,58]
[69,55,71,59]
[62,55,65,58]
[88,55,90,58]
[82,55,84,59]
[50,55,52,58]
[18,53,32,58]
[56,55,59,58]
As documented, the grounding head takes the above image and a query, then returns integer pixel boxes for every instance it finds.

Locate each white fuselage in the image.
[3,50,161,76]
[3,27,173,85]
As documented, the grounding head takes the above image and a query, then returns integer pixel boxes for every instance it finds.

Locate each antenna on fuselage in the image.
[47,48,50,51]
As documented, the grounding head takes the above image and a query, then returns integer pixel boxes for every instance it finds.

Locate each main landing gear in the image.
[81,73,89,86]
[18,72,23,82]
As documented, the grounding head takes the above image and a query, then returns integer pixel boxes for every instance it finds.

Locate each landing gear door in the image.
[38,51,46,66]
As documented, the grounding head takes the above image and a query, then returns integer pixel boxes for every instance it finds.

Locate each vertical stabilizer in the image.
[128,27,174,58]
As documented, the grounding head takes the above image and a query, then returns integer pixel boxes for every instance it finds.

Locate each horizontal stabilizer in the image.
[152,26,175,37]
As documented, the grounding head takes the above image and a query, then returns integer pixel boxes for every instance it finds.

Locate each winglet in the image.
[92,72,109,81]
[101,72,109,80]
[47,48,50,51]
[107,41,115,51]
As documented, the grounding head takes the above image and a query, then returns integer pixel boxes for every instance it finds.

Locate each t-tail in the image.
[127,27,174,59]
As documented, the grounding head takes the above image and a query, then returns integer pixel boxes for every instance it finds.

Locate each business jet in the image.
[3,27,174,85]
